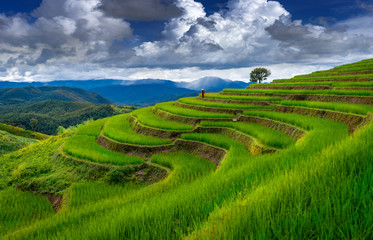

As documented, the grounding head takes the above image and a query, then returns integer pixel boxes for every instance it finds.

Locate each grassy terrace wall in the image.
[237,115,305,140]
[97,135,226,167]
[273,105,365,131]
[1,58,372,239]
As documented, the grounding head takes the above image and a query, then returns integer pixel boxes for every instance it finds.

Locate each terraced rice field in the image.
[1,58,373,239]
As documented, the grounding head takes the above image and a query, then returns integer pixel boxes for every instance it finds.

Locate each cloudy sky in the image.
[0,0,373,82]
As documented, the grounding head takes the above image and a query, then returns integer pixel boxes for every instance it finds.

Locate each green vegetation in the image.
[250,67,271,83]
[277,100,373,115]
[133,107,194,130]
[223,88,373,96]
[0,100,118,135]
[203,93,283,101]
[200,121,294,148]
[272,59,373,82]
[250,81,373,87]
[187,121,373,239]
[0,123,48,140]
[0,59,372,239]
[178,97,273,110]
[0,189,54,236]
[64,135,145,165]
[273,74,373,82]
[67,182,140,209]
[0,133,103,194]
[63,118,145,165]
[0,86,111,105]
[0,130,38,155]
[103,114,172,145]
[155,102,234,118]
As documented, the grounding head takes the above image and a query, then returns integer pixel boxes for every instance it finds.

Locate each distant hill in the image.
[0,78,249,106]
[179,77,249,92]
[0,101,117,135]
[0,86,112,105]
[91,83,198,106]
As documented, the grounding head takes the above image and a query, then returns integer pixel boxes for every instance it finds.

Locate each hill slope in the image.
[0,123,47,156]
[0,131,38,156]
[0,86,112,105]
[0,101,117,135]
[0,58,372,239]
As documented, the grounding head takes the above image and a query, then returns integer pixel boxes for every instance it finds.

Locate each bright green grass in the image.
[151,152,216,184]
[155,102,234,118]
[0,189,54,236]
[203,93,283,101]
[250,81,373,87]
[64,118,146,165]
[223,88,373,96]
[181,133,250,172]
[277,100,373,115]
[74,118,107,136]
[68,182,140,208]
[200,121,295,148]
[0,133,103,194]
[132,107,194,130]
[242,110,326,131]
[178,97,273,110]
[0,130,38,155]
[0,123,48,140]
[332,81,373,87]
[64,135,144,165]
[187,120,373,239]
[273,74,373,82]
[250,82,335,87]
[103,114,172,145]
[3,113,354,240]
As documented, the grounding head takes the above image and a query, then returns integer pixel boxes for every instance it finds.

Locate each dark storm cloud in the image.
[265,15,373,60]
[98,0,183,21]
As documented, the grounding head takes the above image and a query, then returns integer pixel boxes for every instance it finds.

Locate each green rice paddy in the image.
[1,58,372,239]
[133,107,194,130]
[155,102,235,118]
[103,114,172,145]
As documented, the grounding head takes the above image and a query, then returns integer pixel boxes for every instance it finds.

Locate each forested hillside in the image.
[0,101,117,134]
[0,86,112,105]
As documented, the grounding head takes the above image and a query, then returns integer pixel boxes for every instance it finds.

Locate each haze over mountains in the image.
[0,77,250,106]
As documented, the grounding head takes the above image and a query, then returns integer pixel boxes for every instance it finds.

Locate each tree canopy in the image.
[250,68,271,84]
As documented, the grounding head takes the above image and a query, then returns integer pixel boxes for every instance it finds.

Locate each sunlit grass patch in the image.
[178,97,273,110]
[223,88,373,97]
[133,107,194,130]
[200,121,294,148]
[64,135,145,165]
[203,93,283,101]
[0,189,54,236]
[0,131,38,155]
[103,114,172,145]
[155,102,234,118]
[277,100,373,115]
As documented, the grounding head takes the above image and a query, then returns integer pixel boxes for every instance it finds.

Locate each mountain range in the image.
[0,86,112,105]
[0,77,250,106]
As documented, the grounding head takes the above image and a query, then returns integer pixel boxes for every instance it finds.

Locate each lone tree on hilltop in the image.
[250,68,271,84]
